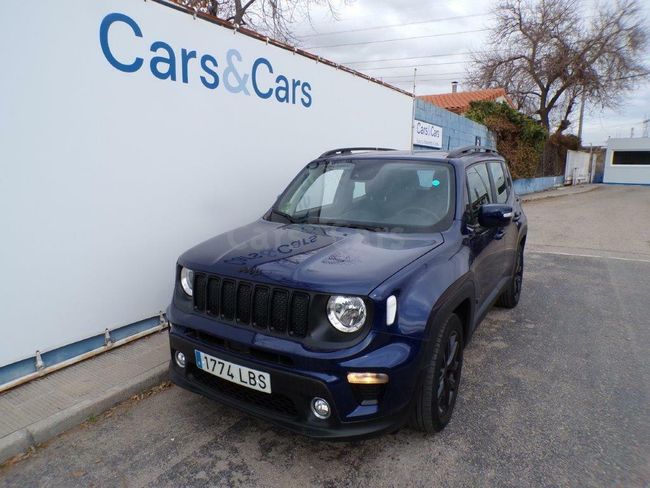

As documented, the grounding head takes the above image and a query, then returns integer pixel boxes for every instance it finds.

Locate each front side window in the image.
[488,162,509,204]
[466,163,492,223]
[271,159,455,232]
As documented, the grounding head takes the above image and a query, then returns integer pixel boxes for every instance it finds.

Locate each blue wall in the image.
[513,176,565,195]
[413,99,496,150]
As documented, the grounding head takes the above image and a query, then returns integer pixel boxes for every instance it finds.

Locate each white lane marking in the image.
[529,250,650,264]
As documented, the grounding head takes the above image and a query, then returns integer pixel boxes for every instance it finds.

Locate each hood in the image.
[180,220,443,296]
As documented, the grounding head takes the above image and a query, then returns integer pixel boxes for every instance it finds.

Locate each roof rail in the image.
[319,147,397,158]
[447,146,499,158]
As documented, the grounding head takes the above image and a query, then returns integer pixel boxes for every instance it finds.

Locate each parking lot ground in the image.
[1,185,649,488]
[523,184,650,261]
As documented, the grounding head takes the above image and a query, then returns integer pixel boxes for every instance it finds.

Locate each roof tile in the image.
[419,88,513,114]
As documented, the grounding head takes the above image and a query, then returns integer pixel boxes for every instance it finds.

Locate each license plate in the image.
[194,350,271,394]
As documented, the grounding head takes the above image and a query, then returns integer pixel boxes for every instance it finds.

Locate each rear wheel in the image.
[410,313,464,433]
[497,244,524,308]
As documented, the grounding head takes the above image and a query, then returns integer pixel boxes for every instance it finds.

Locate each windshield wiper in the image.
[313,220,388,232]
[269,208,298,224]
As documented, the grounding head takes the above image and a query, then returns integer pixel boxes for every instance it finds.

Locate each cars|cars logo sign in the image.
[413,120,443,149]
[99,12,313,108]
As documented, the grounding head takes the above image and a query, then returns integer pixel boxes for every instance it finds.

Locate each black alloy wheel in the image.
[512,246,524,302]
[437,330,461,417]
[496,244,525,308]
[411,313,464,433]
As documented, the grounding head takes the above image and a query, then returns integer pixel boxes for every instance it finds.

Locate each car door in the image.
[487,161,519,278]
[465,162,504,308]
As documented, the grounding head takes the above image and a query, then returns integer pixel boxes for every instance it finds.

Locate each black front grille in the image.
[191,367,298,418]
[192,273,312,338]
[182,327,293,366]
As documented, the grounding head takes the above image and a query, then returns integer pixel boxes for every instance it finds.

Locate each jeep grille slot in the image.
[236,283,252,323]
[221,280,236,320]
[192,273,312,339]
[193,273,207,311]
[290,293,310,337]
[252,287,270,329]
[270,290,289,332]
[206,277,220,315]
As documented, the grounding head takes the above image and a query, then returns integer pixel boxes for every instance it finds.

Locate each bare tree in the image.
[174,0,347,43]
[466,0,649,134]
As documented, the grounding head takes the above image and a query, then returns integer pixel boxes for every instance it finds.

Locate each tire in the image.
[410,313,464,433]
[496,244,524,309]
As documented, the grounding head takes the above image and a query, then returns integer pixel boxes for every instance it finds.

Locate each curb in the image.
[521,185,599,202]
[0,362,169,465]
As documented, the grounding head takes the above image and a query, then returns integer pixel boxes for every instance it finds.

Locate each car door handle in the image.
[513,211,521,222]
[495,229,506,240]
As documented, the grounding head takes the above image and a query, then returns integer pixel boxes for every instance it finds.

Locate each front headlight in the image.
[180,267,194,297]
[327,296,367,333]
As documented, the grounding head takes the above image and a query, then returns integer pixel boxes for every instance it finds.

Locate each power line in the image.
[343,52,478,65]
[299,12,489,38]
[585,119,646,130]
[304,28,490,49]
[380,72,466,80]
[615,72,650,81]
[390,77,463,84]
[355,60,468,70]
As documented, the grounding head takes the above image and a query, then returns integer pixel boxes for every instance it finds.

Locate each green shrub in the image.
[465,101,548,178]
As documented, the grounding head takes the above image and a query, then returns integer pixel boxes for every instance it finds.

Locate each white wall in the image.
[603,138,650,184]
[565,150,591,184]
[0,0,412,367]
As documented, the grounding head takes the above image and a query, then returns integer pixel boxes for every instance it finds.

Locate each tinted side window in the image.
[488,162,508,203]
[466,163,492,223]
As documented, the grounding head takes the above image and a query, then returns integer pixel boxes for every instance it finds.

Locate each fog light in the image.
[311,397,331,419]
[174,351,186,369]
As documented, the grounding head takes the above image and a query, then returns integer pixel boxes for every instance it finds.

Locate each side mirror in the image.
[479,204,513,228]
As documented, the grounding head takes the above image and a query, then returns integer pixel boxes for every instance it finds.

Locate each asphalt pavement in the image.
[1,185,649,487]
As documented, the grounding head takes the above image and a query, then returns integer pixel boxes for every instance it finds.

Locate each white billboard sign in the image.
[413,120,443,148]
[0,0,412,368]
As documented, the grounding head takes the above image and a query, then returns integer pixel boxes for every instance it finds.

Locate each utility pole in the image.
[409,68,417,149]
[643,117,649,138]
[577,90,586,142]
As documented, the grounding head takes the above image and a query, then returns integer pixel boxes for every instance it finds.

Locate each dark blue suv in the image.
[167,146,527,439]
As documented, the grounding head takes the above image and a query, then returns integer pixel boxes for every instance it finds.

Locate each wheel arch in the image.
[424,275,476,347]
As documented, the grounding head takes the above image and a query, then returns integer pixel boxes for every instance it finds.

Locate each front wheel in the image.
[496,244,524,308]
[410,313,464,433]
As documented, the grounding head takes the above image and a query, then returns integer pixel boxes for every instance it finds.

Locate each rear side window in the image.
[466,163,492,222]
[488,162,509,203]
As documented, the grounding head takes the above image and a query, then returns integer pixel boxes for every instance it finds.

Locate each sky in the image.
[290,0,650,147]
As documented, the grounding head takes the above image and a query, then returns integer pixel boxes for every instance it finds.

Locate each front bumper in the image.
[168,314,425,440]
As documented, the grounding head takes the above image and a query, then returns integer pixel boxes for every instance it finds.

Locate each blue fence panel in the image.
[513,176,565,195]
[413,99,496,150]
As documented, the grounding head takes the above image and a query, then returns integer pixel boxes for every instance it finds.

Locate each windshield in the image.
[269,159,455,232]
